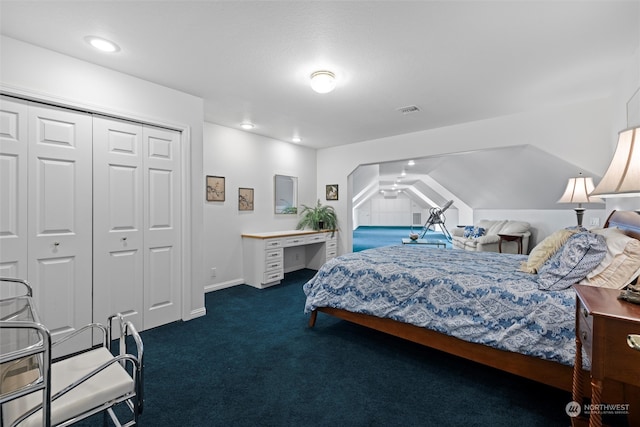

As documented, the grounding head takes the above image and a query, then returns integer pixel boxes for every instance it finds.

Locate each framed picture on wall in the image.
[239,187,254,211]
[326,184,338,201]
[206,176,225,201]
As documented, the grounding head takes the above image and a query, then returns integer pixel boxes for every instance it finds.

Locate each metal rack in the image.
[1,278,144,427]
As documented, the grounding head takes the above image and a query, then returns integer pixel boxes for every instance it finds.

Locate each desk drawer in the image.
[284,236,307,247]
[306,234,326,244]
[263,270,284,284]
[264,238,283,249]
[265,248,283,261]
[265,259,283,272]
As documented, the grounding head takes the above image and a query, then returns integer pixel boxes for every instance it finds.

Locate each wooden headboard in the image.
[604,210,640,240]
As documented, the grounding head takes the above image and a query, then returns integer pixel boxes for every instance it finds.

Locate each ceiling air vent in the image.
[396,105,420,115]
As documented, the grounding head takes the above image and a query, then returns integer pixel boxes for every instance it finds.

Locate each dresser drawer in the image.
[577,304,593,360]
[601,317,640,386]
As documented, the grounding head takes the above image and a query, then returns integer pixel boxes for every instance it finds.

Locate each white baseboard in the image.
[205,278,244,293]
[189,307,207,319]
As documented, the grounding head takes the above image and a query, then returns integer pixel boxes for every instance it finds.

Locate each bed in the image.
[304,210,640,394]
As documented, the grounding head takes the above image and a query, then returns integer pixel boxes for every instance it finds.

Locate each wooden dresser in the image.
[572,284,640,427]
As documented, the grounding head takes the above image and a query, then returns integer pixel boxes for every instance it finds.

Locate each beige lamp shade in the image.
[557,175,603,226]
[557,176,603,205]
[590,126,640,198]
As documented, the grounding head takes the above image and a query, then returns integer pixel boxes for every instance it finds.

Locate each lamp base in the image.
[574,208,585,227]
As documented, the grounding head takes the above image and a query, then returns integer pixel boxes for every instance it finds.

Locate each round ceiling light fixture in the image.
[240,122,254,130]
[84,36,120,53]
[310,70,336,94]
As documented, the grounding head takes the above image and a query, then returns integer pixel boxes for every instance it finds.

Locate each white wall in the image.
[202,123,317,291]
[320,97,617,253]
[0,36,206,320]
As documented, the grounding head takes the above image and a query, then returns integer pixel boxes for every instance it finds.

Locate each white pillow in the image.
[580,227,640,289]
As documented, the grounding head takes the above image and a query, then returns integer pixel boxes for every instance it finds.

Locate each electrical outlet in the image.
[210,267,217,278]
[590,218,600,226]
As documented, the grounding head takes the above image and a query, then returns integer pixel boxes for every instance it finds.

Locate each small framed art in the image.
[206,176,225,201]
[239,187,254,211]
[326,184,338,201]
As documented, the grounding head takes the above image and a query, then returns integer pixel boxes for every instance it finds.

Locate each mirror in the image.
[274,174,298,214]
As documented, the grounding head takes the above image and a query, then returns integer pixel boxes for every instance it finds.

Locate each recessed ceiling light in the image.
[407,160,415,166]
[240,122,254,130]
[84,36,120,53]
[292,136,301,143]
[310,70,336,94]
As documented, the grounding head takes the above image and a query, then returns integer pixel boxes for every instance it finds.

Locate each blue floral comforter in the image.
[304,245,578,366]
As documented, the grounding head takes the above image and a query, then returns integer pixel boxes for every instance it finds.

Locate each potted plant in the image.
[296,199,338,232]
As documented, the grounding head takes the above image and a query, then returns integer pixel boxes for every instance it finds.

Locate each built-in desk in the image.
[242,230,338,288]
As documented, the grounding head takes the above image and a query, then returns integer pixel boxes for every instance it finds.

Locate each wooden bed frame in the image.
[308,210,640,394]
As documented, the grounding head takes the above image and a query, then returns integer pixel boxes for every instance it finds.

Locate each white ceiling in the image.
[1,1,638,150]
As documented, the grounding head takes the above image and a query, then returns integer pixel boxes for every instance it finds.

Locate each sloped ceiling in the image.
[374,145,607,210]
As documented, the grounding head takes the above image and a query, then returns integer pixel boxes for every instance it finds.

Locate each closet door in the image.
[27,103,93,355]
[93,119,181,331]
[143,126,181,329]
[93,117,144,329]
[0,96,28,283]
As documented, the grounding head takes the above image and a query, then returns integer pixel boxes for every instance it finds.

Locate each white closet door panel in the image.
[34,255,80,332]
[0,96,28,285]
[146,245,174,311]
[143,126,181,329]
[27,104,92,356]
[93,117,144,329]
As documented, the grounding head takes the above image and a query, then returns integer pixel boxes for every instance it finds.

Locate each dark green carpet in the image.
[77,269,584,426]
[353,226,451,252]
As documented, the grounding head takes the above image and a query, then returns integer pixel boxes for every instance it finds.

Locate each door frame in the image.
[1,87,195,324]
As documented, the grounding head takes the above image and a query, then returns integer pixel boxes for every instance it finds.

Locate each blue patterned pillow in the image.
[463,226,475,238]
[463,226,485,239]
[472,227,486,238]
[537,232,607,291]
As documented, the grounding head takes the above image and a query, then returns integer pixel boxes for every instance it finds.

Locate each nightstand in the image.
[497,233,523,254]
[572,284,640,427]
